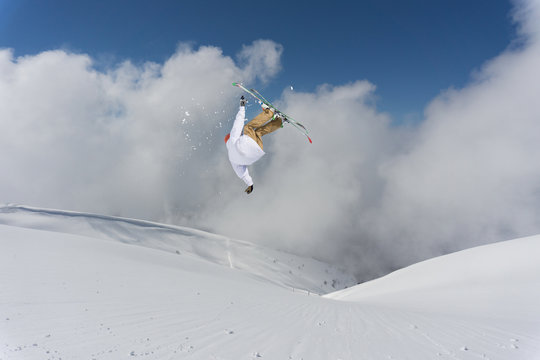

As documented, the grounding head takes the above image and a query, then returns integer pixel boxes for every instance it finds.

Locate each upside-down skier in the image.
[224,96,284,194]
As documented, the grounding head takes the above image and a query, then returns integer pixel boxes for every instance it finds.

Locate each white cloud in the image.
[373,13,540,267]
[0,41,283,220]
[237,39,283,83]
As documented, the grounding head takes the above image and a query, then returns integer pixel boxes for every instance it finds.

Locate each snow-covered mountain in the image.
[1,204,539,359]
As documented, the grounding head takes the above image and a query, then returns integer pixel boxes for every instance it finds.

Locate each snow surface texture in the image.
[1,204,539,359]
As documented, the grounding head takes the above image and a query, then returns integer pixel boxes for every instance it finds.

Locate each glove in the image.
[240,96,247,107]
[245,185,253,194]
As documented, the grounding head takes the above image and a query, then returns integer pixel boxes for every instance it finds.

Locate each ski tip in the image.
[308,136,313,144]
[232,82,238,86]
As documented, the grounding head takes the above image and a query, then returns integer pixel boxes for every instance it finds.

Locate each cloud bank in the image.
[2,0,540,281]
[0,41,281,221]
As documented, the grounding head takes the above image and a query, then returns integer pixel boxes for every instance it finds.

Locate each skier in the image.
[225,96,283,194]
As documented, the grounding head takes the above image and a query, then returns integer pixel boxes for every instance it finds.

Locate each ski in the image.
[250,88,308,132]
[233,82,312,144]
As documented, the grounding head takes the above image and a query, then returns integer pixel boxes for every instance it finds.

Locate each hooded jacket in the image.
[225,106,265,186]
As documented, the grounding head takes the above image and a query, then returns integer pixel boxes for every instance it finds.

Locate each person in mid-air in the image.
[225,96,284,194]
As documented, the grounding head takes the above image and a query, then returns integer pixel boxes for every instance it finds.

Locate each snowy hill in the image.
[1,205,539,359]
[327,235,540,318]
[0,205,355,295]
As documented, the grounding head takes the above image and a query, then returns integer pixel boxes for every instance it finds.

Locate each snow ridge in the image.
[0,204,355,294]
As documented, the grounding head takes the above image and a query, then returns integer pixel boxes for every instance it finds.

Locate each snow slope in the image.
[0,205,355,295]
[1,205,539,360]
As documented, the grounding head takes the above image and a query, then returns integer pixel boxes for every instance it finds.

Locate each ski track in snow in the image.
[1,204,539,360]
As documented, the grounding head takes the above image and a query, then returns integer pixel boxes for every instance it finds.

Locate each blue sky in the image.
[0,0,516,122]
